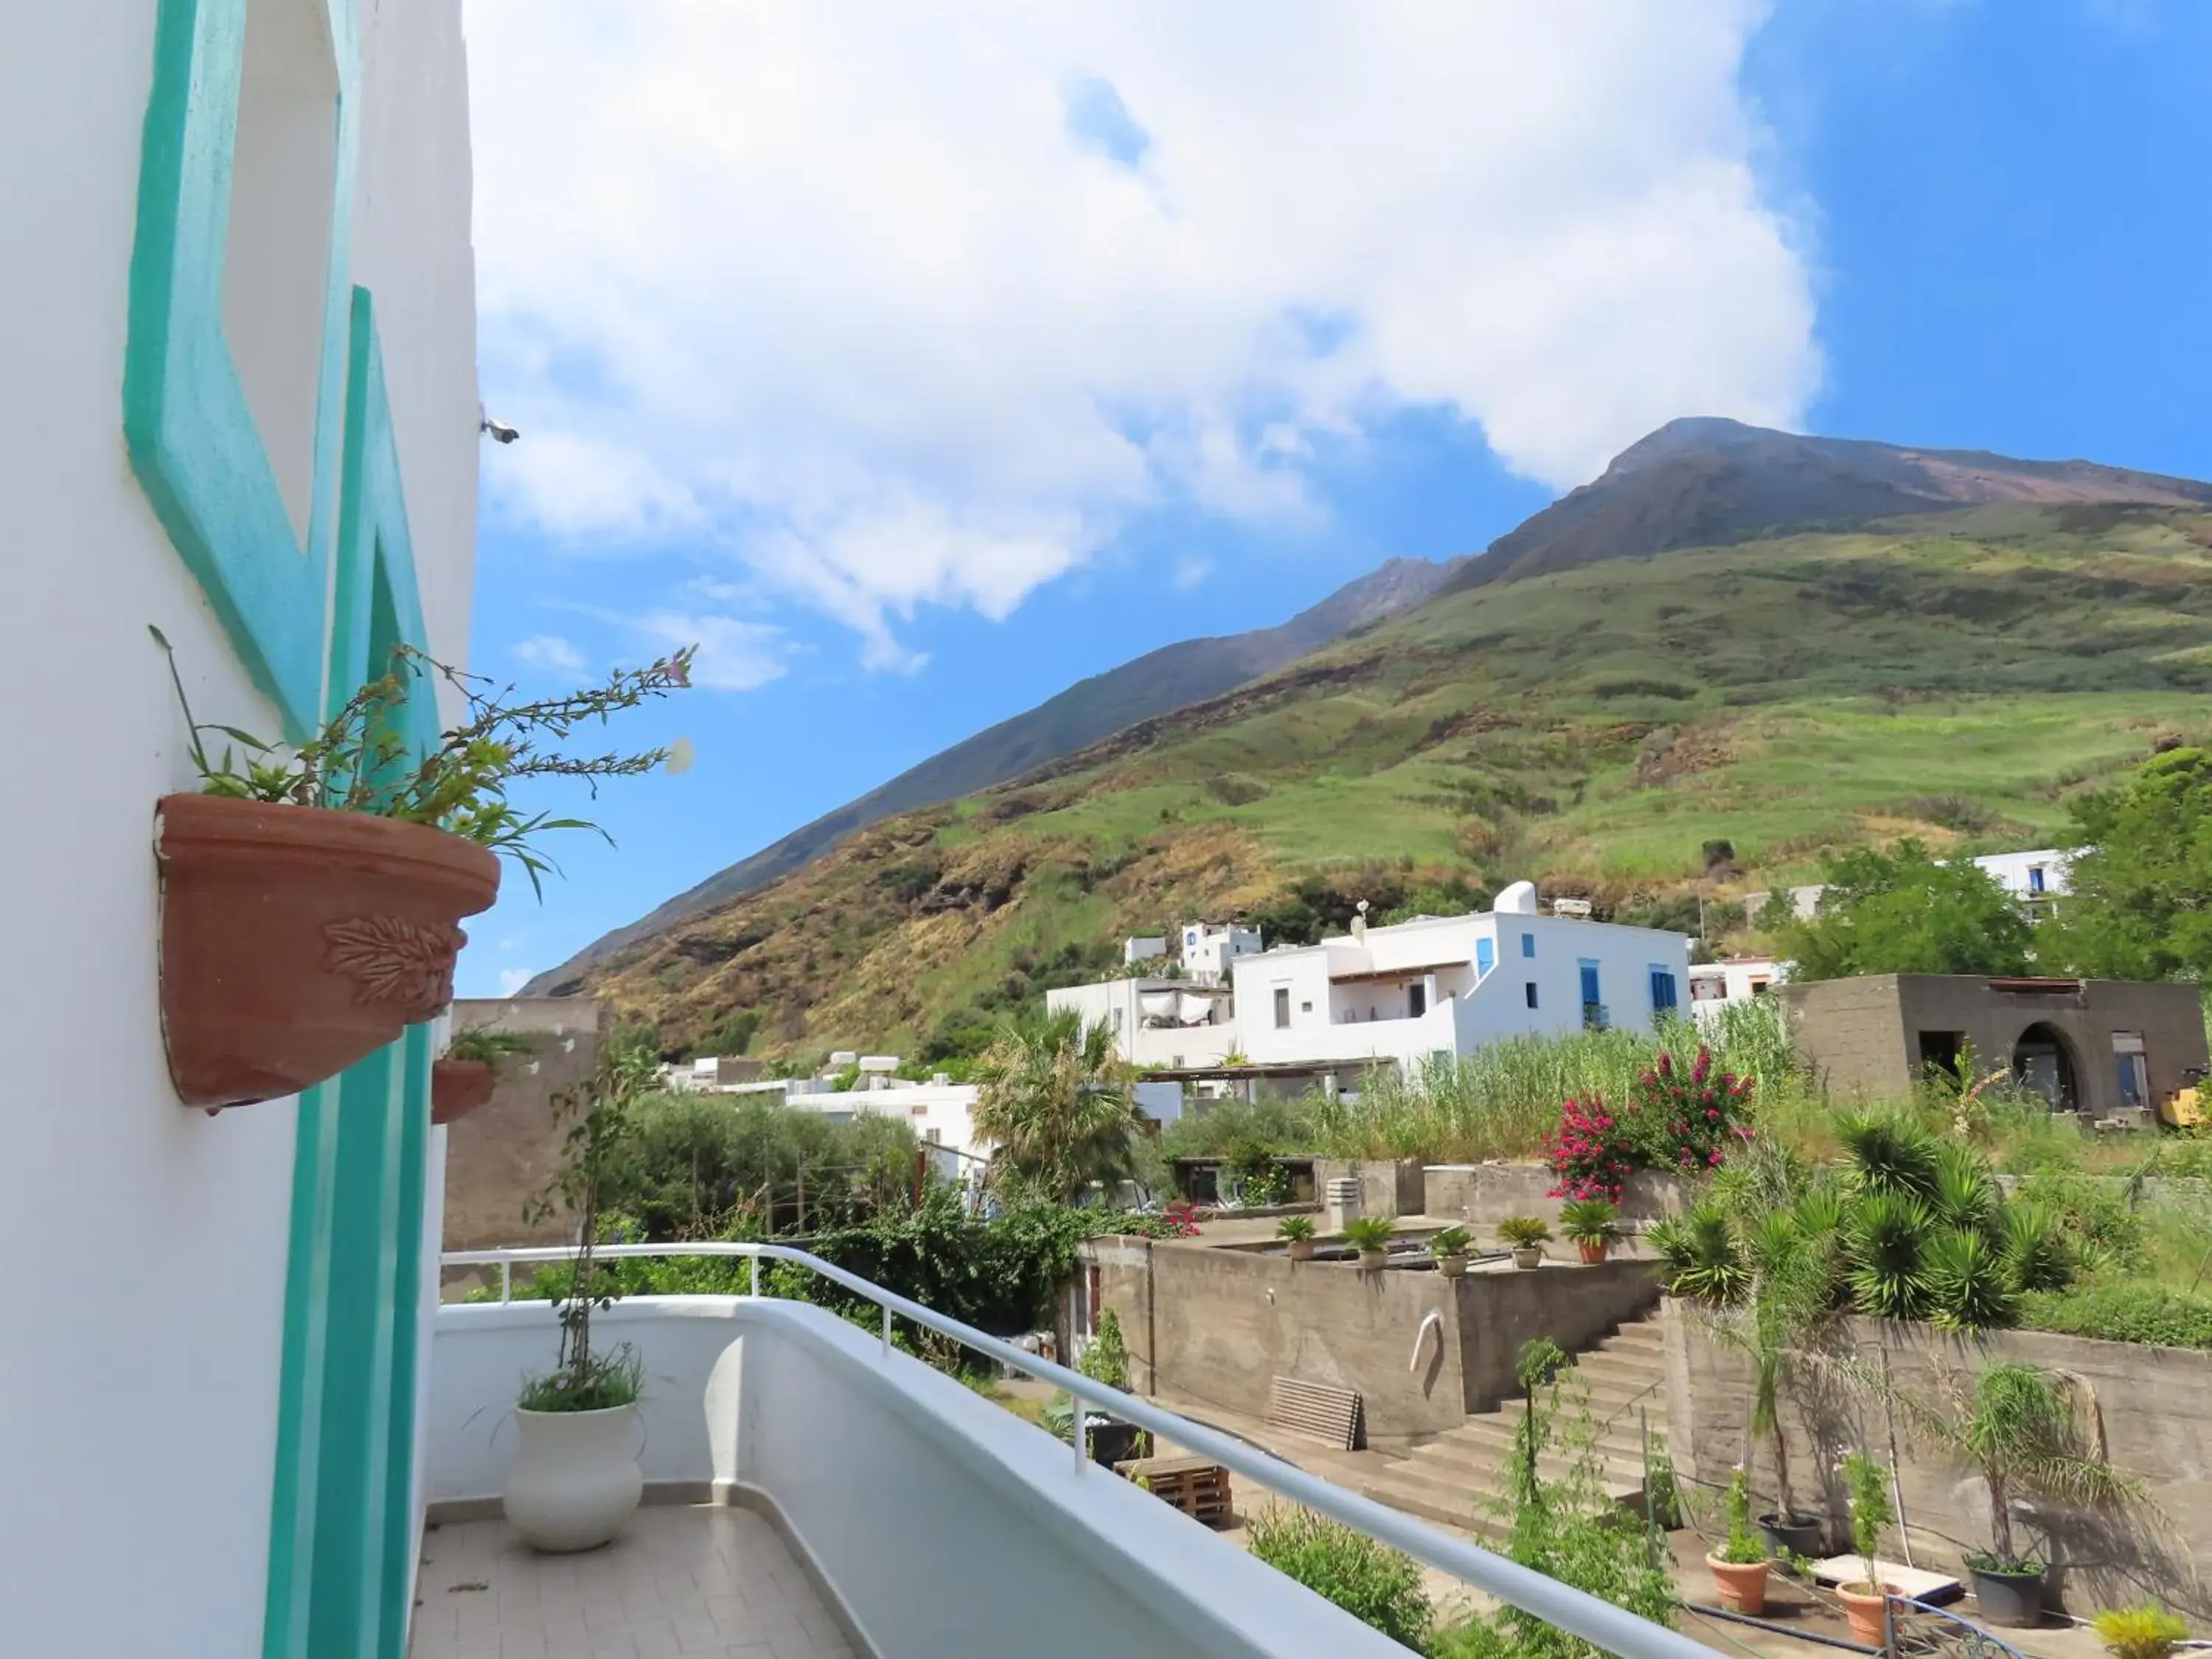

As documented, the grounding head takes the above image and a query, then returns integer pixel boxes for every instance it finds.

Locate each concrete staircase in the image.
[1348,1315,1670,1543]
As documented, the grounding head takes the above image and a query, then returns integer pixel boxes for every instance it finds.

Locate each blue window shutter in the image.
[1521,932,1536,959]
[1475,938,1495,976]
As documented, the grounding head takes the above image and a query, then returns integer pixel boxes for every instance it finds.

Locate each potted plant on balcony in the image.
[1559,1197,1621,1265]
[1706,1467,1773,1615]
[432,1026,539,1126]
[1277,1214,1317,1262]
[1344,1214,1395,1270]
[150,627,689,1109]
[1836,1451,1901,1646]
[504,1046,656,1552]
[1911,1362,2146,1629]
[1427,1225,1472,1278]
[1498,1215,1551,1268]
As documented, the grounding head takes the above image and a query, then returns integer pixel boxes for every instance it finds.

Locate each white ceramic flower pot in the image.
[503,1404,644,1552]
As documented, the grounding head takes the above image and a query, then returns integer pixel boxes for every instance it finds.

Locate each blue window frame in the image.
[1649,966,1679,1012]
[1524,981,1539,1009]
[1579,959,1601,1007]
[1520,931,1536,959]
[1475,937,1495,977]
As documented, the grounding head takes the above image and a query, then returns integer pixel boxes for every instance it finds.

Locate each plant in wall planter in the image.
[1559,1197,1621,1265]
[1497,1215,1551,1268]
[1835,1451,1901,1647]
[504,1046,657,1552]
[1343,1214,1395,1270]
[1427,1225,1472,1279]
[150,627,689,1109]
[432,1027,539,1126]
[1276,1213,1317,1262]
[1706,1467,1773,1615]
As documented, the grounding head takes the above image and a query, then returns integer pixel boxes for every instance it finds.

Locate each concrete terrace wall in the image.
[1314,1158,1428,1219]
[1087,1239,1660,1445]
[1662,1305,2212,1618]
[1423,1165,1694,1229]
[441,998,611,1261]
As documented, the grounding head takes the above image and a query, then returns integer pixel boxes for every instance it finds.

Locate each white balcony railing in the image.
[437,1242,1707,1659]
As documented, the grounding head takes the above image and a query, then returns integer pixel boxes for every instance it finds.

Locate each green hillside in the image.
[579,504,2212,1060]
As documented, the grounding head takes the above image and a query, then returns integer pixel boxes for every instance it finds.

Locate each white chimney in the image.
[1494,880,1539,915]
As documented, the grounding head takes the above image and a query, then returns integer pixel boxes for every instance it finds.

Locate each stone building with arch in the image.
[1780,973,2208,1122]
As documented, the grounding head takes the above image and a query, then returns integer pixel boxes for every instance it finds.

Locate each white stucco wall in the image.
[0,6,476,1655]
[428,1298,1412,1659]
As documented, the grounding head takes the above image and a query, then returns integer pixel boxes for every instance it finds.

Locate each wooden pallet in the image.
[1266,1376,1363,1450]
[1118,1454,1234,1527]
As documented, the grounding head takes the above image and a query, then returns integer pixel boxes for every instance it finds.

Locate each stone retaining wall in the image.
[1661,1303,2212,1618]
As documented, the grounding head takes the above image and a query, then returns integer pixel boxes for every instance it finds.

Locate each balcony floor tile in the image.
[412,1505,847,1659]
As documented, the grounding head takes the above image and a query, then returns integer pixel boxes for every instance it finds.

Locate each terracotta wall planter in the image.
[156,796,500,1108]
[431,1059,497,1126]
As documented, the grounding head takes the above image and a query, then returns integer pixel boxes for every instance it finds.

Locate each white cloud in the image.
[513,633,585,673]
[627,611,788,692]
[467,1,1818,660]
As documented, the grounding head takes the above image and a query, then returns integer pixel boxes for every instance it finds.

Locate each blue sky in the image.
[456,1,2210,995]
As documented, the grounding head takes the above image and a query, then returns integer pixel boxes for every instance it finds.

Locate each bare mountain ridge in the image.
[526,418,2211,994]
[525,555,1454,991]
[1447,416,2212,592]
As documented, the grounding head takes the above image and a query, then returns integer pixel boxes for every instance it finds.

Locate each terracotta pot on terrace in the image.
[1705,1557,1770,1616]
[1285,1238,1315,1262]
[1838,1582,1900,1646]
[155,796,500,1109]
[1435,1253,1469,1279]
[431,1058,497,1126]
[1577,1241,1610,1265]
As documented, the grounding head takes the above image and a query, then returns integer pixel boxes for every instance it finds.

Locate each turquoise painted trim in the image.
[308,1043,405,1658]
[124,0,360,736]
[378,1025,434,1659]
[259,1079,338,1659]
[264,291,437,1659]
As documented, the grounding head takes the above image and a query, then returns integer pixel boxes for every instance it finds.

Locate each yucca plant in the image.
[2092,1604,2188,1659]
[1558,1197,1622,1246]
[1930,1141,2003,1240]
[1924,1227,2021,1332]
[1837,1114,1944,1204]
[1848,1193,1935,1322]
[2002,1201,2073,1293]
[1649,1200,1748,1305]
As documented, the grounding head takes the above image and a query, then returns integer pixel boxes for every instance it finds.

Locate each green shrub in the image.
[2092,1604,2188,1659]
[1244,1506,1431,1649]
[1496,1215,1551,1248]
[1276,1214,1315,1241]
[1427,1225,1472,1259]
[2020,1283,2212,1350]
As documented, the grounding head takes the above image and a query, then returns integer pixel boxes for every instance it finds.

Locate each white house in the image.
[1050,883,1691,1081]
[2,6,478,1655]
[1121,933,1169,966]
[1749,847,2078,924]
[1047,975,1242,1068]
[1180,919,1265,981]
[1688,954,1790,1025]
[1231,882,1691,1072]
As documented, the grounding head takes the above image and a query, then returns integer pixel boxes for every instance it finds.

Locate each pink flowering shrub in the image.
[1544,1046,1753,1200]
[1543,1094,1638,1201]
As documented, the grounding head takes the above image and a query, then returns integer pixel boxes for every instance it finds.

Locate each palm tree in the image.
[1934,1363,2145,1572]
[972,1008,1141,1202]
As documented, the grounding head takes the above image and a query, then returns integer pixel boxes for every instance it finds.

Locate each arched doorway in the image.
[2012,1023,2079,1112]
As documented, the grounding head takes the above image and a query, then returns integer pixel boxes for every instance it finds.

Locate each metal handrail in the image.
[442,1240,1711,1659]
